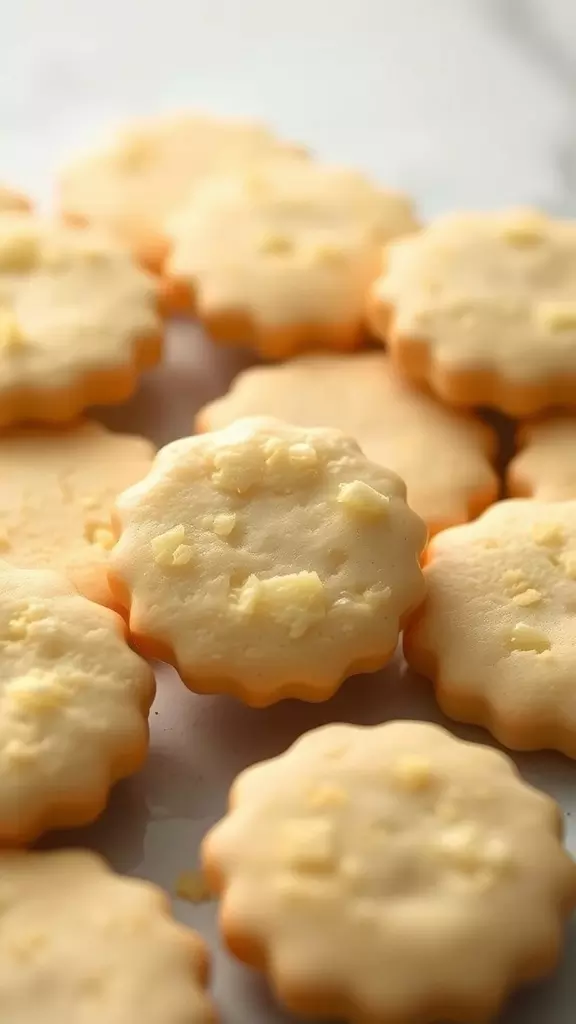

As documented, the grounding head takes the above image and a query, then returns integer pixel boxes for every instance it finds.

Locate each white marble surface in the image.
[4,2,576,1022]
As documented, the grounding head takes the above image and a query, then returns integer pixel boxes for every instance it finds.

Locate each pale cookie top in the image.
[0,850,215,1024]
[111,418,426,703]
[199,353,497,532]
[203,720,576,1022]
[60,112,306,247]
[0,421,155,606]
[0,563,154,842]
[374,208,576,381]
[0,212,159,396]
[166,160,417,326]
[509,418,576,499]
[406,500,576,752]
[0,185,29,213]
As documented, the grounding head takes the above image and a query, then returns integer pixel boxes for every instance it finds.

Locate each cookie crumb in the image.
[258,233,293,256]
[532,522,565,548]
[152,525,194,568]
[212,512,236,538]
[338,480,390,519]
[0,309,25,351]
[236,570,326,638]
[537,301,576,333]
[512,587,542,607]
[392,755,432,791]
[508,622,551,654]
[500,213,545,247]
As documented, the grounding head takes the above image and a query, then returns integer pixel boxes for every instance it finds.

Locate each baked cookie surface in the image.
[0,212,161,425]
[371,209,576,416]
[198,352,497,533]
[109,417,426,705]
[203,719,576,1024]
[0,562,154,843]
[0,849,216,1023]
[405,499,576,755]
[508,417,576,499]
[59,113,306,271]
[165,160,417,356]
[0,420,155,609]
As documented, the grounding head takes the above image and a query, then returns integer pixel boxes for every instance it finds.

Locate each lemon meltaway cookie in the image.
[405,499,576,755]
[197,353,498,534]
[0,421,155,610]
[109,417,426,705]
[0,562,154,844]
[508,417,576,499]
[164,160,418,357]
[370,209,576,416]
[59,112,306,272]
[203,720,576,1024]
[0,212,162,426]
[0,850,216,1023]
[0,184,30,213]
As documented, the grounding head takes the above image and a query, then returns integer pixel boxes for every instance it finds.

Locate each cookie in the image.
[0,562,154,844]
[0,184,30,213]
[404,499,576,755]
[508,417,576,499]
[0,211,161,426]
[197,353,498,534]
[59,112,306,272]
[370,208,576,416]
[202,719,576,1024]
[109,417,426,706]
[0,849,216,1023]
[0,420,155,610]
[164,160,418,357]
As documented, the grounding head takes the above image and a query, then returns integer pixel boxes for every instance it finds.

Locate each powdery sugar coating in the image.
[371,209,576,415]
[0,563,154,843]
[0,212,161,425]
[110,417,426,705]
[0,850,216,1024]
[405,499,576,756]
[508,417,576,500]
[198,352,497,534]
[203,720,576,1023]
[165,161,417,355]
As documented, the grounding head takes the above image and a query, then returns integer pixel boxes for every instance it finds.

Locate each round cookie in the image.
[508,417,576,499]
[0,212,162,426]
[404,499,576,756]
[370,208,576,416]
[0,849,216,1023]
[197,352,498,534]
[0,562,154,843]
[203,720,576,1024]
[164,160,418,357]
[0,420,155,610]
[0,185,30,213]
[109,417,426,706]
[59,112,307,272]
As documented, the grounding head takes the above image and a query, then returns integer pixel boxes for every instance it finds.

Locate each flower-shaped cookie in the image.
[109,417,426,705]
[370,209,576,416]
[0,212,161,426]
[0,850,216,1023]
[164,160,418,357]
[0,562,154,843]
[0,421,155,610]
[405,499,576,755]
[59,112,306,271]
[197,352,498,534]
[508,417,576,500]
[0,184,30,213]
[203,720,576,1024]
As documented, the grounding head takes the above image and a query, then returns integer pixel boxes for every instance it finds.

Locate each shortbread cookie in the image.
[0,562,154,843]
[370,209,576,416]
[197,353,497,534]
[0,185,30,213]
[109,417,426,705]
[203,719,576,1023]
[0,850,216,1023]
[404,499,576,756]
[0,420,155,610]
[0,212,162,426]
[164,161,418,357]
[59,113,306,272]
[508,417,576,499]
